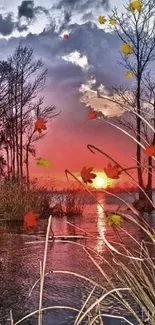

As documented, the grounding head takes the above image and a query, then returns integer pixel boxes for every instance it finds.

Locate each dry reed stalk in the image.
[38,215,52,325]
[14,306,81,325]
[10,310,14,325]
[74,286,96,325]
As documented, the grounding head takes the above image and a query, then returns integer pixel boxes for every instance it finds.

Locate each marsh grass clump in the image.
[0,179,52,220]
[65,188,86,216]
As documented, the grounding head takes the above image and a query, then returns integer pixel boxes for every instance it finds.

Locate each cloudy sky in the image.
[0,0,138,187]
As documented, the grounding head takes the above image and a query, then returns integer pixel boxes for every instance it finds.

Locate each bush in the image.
[0,179,52,220]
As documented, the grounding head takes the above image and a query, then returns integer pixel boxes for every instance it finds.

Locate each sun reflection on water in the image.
[96,202,106,254]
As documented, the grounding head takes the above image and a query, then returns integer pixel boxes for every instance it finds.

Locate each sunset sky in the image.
[0,0,151,188]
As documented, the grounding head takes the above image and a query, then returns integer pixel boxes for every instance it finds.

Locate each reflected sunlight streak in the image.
[96,203,106,254]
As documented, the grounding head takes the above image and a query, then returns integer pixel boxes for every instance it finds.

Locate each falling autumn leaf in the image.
[88,111,96,119]
[128,1,142,13]
[104,163,120,179]
[121,43,133,55]
[126,71,134,78]
[108,214,122,227]
[24,210,40,231]
[34,119,47,134]
[63,34,69,39]
[98,16,106,24]
[109,18,116,25]
[143,145,155,157]
[81,166,97,184]
[36,157,51,169]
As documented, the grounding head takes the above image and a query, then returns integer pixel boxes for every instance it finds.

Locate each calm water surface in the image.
[0,192,155,325]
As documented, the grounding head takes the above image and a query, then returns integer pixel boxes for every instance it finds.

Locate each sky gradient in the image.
[0,0,147,188]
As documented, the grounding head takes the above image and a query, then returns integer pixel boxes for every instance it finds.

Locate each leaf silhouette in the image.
[128,1,142,13]
[104,163,120,179]
[24,210,40,231]
[143,144,155,157]
[88,111,96,119]
[108,214,122,227]
[98,16,106,24]
[81,166,97,184]
[36,157,51,169]
[121,43,133,55]
[34,119,47,134]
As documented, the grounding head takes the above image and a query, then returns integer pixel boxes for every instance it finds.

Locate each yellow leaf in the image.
[109,19,116,25]
[98,16,106,24]
[36,157,51,169]
[121,43,133,55]
[126,71,134,78]
[128,1,142,13]
[152,233,155,239]
[108,214,122,227]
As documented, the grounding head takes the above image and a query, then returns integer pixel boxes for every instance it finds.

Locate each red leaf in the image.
[34,119,47,134]
[143,144,155,157]
[63,34,69,39]
[24,210,40,231]
[81,166,97,184]
[104,163,120,179]
[88,111,96,119]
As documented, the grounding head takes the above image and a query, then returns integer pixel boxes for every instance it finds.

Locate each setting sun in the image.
[92,173,108,189]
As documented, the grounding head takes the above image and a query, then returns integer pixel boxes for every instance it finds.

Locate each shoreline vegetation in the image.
[0,178,144,221]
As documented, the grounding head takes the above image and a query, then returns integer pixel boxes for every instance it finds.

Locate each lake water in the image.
[0,192,155,325]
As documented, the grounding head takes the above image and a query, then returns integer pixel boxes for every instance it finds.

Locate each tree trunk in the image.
[145,99,155,208]
[20,70,24,179]
[26,146,29,184]
[5,146,10,180]
[136,79,144,197]
[133,76,154,211]
[14,70,19,181]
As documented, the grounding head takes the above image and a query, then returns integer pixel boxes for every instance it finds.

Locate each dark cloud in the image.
[58,10,72,32]
[54,0,110,12]
[82,12,95,22]
[0,1,51,36]
[0,21,131,94]
[18,1,49,21]
[0,13,15,36]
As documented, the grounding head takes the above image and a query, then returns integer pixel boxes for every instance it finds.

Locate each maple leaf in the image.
[109,18,116,25]
[143,145,155,157]
[98,16,106,24]
[128,1,142,13]
[81,166,97,184]
[36,157,51,169]
[108,214,122,227]
[64,34,69,39]
[34,119,47,134]
[121,43,133,55]
[24,210,40,231]
[88,111,96,119]
[126,71,134,78]
[104,163,120,179]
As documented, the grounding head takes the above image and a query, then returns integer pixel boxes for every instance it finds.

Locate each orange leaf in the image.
[88,111,96,119]
[34,119,47,134]
[143,144,155,157]
[64,34,69,39]
[24,210,40,231]
[104,163,120,179]
[81,166,97,184]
